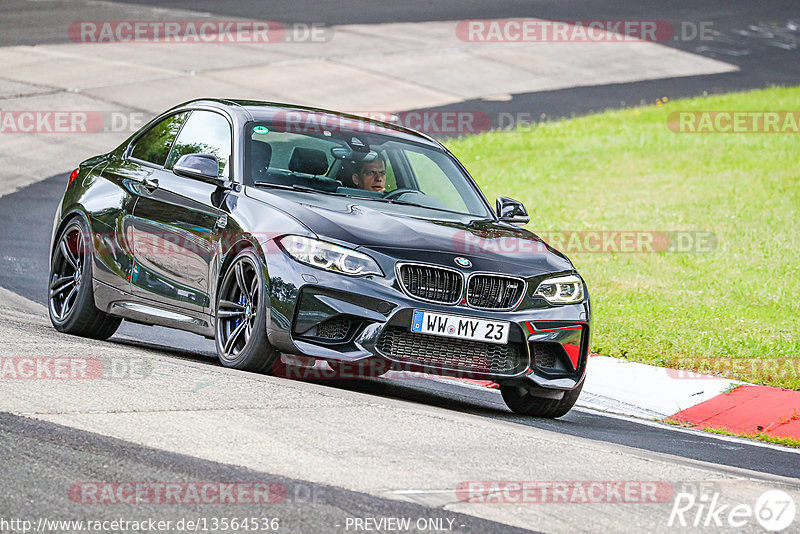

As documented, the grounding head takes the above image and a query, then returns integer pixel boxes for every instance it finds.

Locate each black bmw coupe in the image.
[49,99,591,417]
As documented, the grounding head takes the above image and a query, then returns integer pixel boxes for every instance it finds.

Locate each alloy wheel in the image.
[49,224,85,322]
[217,256,260,361]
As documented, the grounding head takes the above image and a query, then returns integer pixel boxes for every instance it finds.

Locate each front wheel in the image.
[48,217,121,339]
[215,249,278,373]
[500,382,583,418]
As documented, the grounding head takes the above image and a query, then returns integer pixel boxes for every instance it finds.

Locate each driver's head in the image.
[352,158,386,193]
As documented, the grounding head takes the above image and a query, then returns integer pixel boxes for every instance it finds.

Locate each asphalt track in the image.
[121,0,800,121]
[0,412,534,534]
[2,1,800,532]
[2,0,799,122]
[1,173,799,481]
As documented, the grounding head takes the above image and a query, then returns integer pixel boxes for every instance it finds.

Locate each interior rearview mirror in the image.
[331,147,352,160]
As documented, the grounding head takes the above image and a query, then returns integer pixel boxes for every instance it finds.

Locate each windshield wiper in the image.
[253,182,476,217]
[253,182,345,196]
[361,196,459,214]
[369,197,421,207]
[254,182,414,204]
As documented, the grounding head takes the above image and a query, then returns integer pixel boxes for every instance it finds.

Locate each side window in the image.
[376,149,397,191]
[165,110,232,177]
[404,149,468,212]
[130,112,189,166]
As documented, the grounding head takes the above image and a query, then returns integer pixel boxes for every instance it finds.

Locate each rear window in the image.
[262,132,334,171]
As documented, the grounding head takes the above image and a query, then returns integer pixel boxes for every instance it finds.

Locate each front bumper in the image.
[265,251,590,391]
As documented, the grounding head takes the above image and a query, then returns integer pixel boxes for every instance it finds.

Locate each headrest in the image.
[288,147,329,175]
[251,141,272,168]
[249,141,273,184]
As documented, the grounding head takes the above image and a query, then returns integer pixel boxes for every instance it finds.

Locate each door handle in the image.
[142,175,159,190]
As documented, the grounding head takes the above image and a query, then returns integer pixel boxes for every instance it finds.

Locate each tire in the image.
[500,381,584,418]
[48,217,121,340]
[215,249,279,373]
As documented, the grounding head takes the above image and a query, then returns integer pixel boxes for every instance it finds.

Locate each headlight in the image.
[533,274,585,304]
[278,235,383,277]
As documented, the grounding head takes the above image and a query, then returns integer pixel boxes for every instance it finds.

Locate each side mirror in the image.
[173,153,223,184]
[496,196,529,225]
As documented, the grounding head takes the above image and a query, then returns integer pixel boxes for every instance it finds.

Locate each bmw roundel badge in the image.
[454,257,472,268]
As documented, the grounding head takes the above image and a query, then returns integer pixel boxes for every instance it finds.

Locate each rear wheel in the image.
[48,217,121,339]
[215,249,278,373]
[500,382,583,418]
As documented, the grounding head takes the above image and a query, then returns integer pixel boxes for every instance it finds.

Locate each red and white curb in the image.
[580,355,739,419]
[672,386,800,439]
[580,355,800,440]
[436,355,800,441]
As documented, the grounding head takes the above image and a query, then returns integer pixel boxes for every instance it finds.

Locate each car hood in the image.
[245,188,573,275]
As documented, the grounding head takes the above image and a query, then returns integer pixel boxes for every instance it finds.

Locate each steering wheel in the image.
[383,188,419,199]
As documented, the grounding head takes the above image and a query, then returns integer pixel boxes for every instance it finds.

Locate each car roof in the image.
[169,98,441,148]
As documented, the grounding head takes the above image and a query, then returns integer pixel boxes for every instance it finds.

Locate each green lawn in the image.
[446,86,800,389]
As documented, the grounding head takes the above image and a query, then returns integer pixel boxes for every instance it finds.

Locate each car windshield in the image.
[244,118,493,219]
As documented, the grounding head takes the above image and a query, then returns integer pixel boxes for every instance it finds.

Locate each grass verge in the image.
[662,417,800,448]
[446,86,800,389]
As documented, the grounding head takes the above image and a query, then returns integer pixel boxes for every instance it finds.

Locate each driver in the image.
[351,157,386,193]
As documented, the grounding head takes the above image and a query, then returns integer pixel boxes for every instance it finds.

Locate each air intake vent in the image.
[467,274,525,310]
[398,264,463,304]
[315,317,352,341]
[531,343,559,368]
[376,326,524,375]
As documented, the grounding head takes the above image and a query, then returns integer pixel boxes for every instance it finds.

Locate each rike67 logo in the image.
[668,488,796,531]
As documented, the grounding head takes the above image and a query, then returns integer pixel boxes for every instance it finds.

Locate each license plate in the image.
[410,310,510,345]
